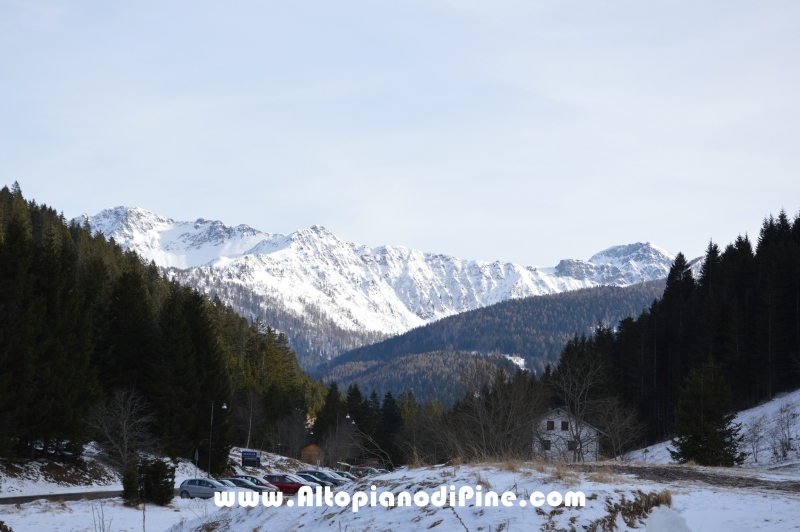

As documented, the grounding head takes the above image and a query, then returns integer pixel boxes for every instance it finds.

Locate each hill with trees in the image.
[555,210,800,446]
[321,350,518,406]
[0,183,324,474]
[322,280,666,378]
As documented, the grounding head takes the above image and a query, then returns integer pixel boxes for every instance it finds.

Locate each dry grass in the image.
[549,462,579,485]
[655,489,672,507]
[586,465,616,484]
[587,489,673,531]
[502,460,522,473]
[444,457,462,467]
[404,453,426,470]
[472,471,492,490]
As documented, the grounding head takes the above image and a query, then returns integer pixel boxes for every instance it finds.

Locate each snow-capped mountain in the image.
[78,207,676,364]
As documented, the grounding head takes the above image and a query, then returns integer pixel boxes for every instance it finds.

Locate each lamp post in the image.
[208,401,227,477]
[335,412,350,467]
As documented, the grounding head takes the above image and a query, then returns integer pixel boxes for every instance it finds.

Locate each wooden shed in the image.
[300,443,324,466]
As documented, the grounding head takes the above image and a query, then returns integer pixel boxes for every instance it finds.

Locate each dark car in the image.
[349,466,379,477]
[336,471,358,481]
[264,474,313,494]
[235,475,279,491]
[296,469,346,487]
[220,477,277,492]
[295,472,334,488]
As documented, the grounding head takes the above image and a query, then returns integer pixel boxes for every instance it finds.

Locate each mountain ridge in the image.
[78,206,677,366]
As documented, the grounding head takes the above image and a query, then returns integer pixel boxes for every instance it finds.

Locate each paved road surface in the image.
[0,489,180,505]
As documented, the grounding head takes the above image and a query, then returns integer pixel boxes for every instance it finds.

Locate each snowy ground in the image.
[0,446,317,531]
[4,458,800,531]
[0,495,223,532]
[628,388,800,471]
[0,445,313,498]
[3,389,799,531]
[165,461,800,532]
[0,443,120,497]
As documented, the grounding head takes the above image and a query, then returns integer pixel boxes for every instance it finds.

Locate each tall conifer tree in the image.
[669,358,746,466]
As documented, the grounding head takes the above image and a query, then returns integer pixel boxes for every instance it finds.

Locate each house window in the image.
[567,440,577,451]
[542,440,551,451]
[546,420,554,431]
[561,421,569,431]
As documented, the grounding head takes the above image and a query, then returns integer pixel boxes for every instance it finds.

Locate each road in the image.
[0,488,180,505]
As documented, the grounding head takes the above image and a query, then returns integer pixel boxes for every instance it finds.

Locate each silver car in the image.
[178,478,242,499]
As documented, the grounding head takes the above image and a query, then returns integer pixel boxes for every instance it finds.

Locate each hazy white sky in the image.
[1,1,798,265]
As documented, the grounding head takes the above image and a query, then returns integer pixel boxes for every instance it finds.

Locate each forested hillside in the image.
[322,350,518,406]
[0,184,324,473]
[168,268,390,369]
[565,210,800,442]
[326,280,665,375]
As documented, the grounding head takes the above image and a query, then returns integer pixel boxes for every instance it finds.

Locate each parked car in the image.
[264,474,313,494]
[295,472,334,488]
[336,471,358,481]
[234,475,279,491]
[327,471,351,482]
[220,477,277,493]
[179,478,242,499]
[296,469,346,487]
[349,466,379,477]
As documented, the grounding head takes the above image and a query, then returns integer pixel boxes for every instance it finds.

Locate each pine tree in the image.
[313,382,346,442]
[149,285,201,458]
[669,357,746,466]
[376,392,402,467]
[0,194,40,455]
[94,267,158,390]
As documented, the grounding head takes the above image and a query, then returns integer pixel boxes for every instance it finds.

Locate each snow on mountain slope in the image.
[85,206,280,269]
[78,207,676,360]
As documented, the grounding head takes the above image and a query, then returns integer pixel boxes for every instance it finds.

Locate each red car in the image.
[264,474,313,494]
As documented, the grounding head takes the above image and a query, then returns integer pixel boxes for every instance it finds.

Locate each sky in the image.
[1,0,799,266]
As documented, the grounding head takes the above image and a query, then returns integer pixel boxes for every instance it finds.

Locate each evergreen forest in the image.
[0,184,324,472]
[326,280,666,376]
[321,350,519,406]
[557,211,800,443]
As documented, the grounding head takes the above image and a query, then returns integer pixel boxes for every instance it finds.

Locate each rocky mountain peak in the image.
[77,207,680,360]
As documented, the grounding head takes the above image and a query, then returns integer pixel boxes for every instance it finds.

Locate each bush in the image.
[121,458,176,506]
[141,458,176,505]
[122,466,141,505]
[0,521,14,532]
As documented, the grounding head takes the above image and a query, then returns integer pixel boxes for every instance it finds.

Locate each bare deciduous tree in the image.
[86,389,156,472]
[549,353,607,462]
[234,389,265,449]
[318,422,359,468]
[436,366,550,462]
[742,414,768,463]
[593,397,646,460]
[769,403,798,462]
[263,409,308,459]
